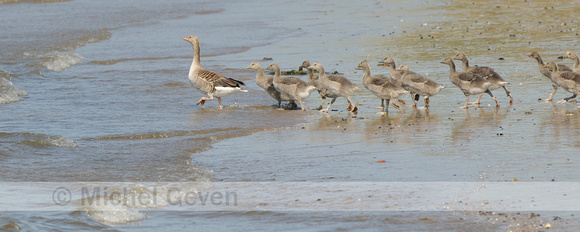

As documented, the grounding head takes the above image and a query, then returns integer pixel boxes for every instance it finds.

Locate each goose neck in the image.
[191,42,201,68]
[448,61,457,74]
[460,57,470,70]
[388,62,397,72]
[318,65,325,75]
[272,66,282,81]
[535,56,545,66]
[363,64,371,76]
[362,66,372,80]
[307,68,315,81]
[256,67,265,77]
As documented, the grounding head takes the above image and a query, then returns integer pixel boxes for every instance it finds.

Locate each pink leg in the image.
[196,96,214,106]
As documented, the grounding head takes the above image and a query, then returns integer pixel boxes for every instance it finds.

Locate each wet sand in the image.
[199,104,580,182]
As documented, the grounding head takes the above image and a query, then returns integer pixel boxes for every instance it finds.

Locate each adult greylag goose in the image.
[527,52,572,101]
[356,60,408,114]
[398,64,444,108]
[265,63,316,111]
[546,61,580,104]
[183,35,247,109]
[440,57,497,109]
[308,62,359,113]
[452,52,513,105]
[564,51,580,73]
[299,60,338,110]
[246,62,296,109]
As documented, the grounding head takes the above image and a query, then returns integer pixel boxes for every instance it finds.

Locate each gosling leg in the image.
[321,97,337,112]
[377,99,389,115]
[346,96,357,112]
[397,99,407,107]
[486,90,500,108]
[410,93,417,108]
[503,86,514,104]
[540,84,558,102]
[391,100,401,110]
[557,94,577,104]
[458,95,470,109]
[315,96,326,110]
[298,99,306,111]
[468,94,482,105]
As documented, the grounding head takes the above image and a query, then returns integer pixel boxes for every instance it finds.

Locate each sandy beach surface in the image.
[1,0,580,230]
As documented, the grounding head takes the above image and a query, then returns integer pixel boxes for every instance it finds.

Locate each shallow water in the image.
[1,0,580,231]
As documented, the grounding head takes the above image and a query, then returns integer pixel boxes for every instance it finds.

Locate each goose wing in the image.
[469,66,495,78]
[278,77,303,86]
[559,64,573,72]
[457,72,478,82]
[199,69,245,88]
[370,77,388,86]
[560,71,580,82]
[327,75,345,83]
[407,71,429,84]
[335,75,359,93]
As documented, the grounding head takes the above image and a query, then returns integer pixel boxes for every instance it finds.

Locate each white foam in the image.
[77,182,213,224]
[40,135,78,147]
[0,77,27,104]
[20,133,78,147]
[41,51,83,72]
[82,199,147,225]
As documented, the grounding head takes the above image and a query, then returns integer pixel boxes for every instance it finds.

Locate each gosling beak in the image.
[183,37,188,41]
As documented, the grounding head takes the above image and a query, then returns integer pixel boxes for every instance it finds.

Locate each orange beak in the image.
[183,37,188,41]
